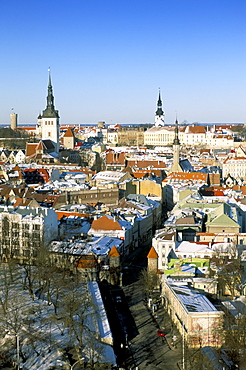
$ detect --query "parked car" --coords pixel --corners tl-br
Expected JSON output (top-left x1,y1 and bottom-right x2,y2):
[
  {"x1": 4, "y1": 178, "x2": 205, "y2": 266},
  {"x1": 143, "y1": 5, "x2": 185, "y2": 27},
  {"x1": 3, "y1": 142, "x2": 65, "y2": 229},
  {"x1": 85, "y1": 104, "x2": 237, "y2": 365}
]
[{"x1": 157, "y1": 330, "x2": 165, "y2": 337}]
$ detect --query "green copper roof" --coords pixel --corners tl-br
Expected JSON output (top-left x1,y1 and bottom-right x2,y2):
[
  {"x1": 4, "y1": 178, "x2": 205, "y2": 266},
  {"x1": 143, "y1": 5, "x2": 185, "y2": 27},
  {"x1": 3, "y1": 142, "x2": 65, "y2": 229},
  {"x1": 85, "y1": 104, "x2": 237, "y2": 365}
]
[
  {"x1": 41, "y1": 71, "x2": 59, "y2": 118},
  {"x1": 156, "y1": 108, "x2": 164, "y2": 116},
  {"x1": 156, "y1": 89, "x2": 164, "y2": 116},
  {"x1": 207, "y1": 213, "x2": 239, "y2": 227}
]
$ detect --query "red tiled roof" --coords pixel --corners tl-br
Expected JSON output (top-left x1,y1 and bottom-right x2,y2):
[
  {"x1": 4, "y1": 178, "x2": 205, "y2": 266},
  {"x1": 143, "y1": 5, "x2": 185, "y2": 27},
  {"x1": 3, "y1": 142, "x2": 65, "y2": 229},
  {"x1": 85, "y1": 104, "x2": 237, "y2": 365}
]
[
  {"x1": 91, "y1": 215, "x2": 122, "y2": 231},
  {"x1": 63, "y1": 128, "x2": 74, "y2": 137},
  {"x1": 56, "y1": 211, "x2": 87, "y2": 221},
  {"x1": 26, "y1": 143, "x2": 38, "y2": 157},
  {"x1": 187, "y1": 126, "x2": 206, "y2": 134},
  {"x1": 163, "y1": 172, "x2": 207, "y2": 182},
  {"x1": 127, "y1": 160, "x2": 166, "y2": 169},
  {"x1": 147, "y1": 246, "x2": 158, "y2": 259},
  {"x1": 109, "y1": 246, "x2": 120, "y2": 257},
  {"x1": 106, "y1": 152, "x2": 125, "y2": 165}
]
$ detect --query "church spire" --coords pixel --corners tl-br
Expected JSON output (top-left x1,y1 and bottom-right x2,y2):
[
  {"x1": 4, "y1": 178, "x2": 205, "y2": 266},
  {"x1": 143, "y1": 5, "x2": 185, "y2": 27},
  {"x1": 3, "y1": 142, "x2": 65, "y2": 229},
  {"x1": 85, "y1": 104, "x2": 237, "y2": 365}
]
[
  {"x1": 155, "y1": 88, "x2": 165, "y2": 126},
  {"x1": 170, "y1": 114, "x2": 182, "y2": 173},
  {"x1": 155, "y1": 88, "x2": 164, "y2": 117},
  {"x1": 42, "y1": 68, "x2": 59, "y2": 118},
  {"x1": 173, "y1": 115, "x2": 180, "y2": 145}
]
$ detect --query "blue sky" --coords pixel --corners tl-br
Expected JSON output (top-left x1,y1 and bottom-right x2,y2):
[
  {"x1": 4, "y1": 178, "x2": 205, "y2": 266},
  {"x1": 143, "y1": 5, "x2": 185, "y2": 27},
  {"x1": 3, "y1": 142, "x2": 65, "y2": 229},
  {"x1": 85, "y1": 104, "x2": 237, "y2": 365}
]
[{"x1": 0, "y1": 0, "x2": 245, "y2": 125}]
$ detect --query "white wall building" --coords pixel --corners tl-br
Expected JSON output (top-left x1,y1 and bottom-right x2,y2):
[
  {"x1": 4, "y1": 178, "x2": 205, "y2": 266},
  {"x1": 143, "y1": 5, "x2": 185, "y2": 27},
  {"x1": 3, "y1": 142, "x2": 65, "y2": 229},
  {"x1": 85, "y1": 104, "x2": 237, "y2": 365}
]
[{"x1": 0, "y1": 205, "x2": 58, "y2": 261}]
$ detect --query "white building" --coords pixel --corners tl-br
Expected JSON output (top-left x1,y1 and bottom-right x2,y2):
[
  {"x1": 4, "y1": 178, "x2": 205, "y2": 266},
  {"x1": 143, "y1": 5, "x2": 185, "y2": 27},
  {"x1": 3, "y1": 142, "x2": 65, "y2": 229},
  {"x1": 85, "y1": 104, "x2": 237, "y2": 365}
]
[{"x1": 0, "y1": 205, "x2": 58, "y2": 262}]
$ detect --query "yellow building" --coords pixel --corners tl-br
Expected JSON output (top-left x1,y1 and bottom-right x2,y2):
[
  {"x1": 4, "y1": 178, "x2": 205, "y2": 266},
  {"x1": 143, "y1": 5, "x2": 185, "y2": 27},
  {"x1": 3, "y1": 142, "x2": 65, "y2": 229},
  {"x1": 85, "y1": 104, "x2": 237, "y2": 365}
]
[{"x1": 162, "y1": 279, "x2": 224, "y2": 348}]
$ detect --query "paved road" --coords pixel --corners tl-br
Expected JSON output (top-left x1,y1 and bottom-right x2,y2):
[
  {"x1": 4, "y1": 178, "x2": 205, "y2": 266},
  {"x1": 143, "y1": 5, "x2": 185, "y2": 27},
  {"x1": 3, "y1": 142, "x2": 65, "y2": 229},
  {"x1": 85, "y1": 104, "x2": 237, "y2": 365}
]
[{"x1": 123, "y1": 279, "x2": 183, "y2": 370}]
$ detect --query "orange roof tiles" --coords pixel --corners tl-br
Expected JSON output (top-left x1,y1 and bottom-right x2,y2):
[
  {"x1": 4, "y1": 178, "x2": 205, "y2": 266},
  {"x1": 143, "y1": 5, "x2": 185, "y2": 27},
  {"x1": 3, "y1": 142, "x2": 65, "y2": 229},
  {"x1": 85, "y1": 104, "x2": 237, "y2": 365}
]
[
  {"x1": 187, "y1": 126, "x2": 206, "y2": 134},
  {"x1": 147, "y1": 246, "x2": 158, "y2": 259},
  {"x1": 163, "y1": 172, "x2": 207, "y2": 182},
  {"x1": 109, "y1": 246, "x2": 120, "y2": 257},
  {"x1": 91, "y1": 215, "x2": 122, "y2": 231},
  {"x1": 63, "y1": 128, "x2": 74, "y2": 137},
  {"x1": 26, "y1": 143, "x2": 38, "y2": 157},
  {"x1": 56, "y1": 211, "x2": 88, "y2": 220}
]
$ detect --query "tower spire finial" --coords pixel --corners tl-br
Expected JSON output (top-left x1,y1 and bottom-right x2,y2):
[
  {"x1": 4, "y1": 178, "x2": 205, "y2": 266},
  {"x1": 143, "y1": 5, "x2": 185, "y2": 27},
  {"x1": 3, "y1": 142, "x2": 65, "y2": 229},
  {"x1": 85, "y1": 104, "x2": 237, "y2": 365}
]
[{"x1": 48, "y1": 67, "x2": 52, "y2": 87}]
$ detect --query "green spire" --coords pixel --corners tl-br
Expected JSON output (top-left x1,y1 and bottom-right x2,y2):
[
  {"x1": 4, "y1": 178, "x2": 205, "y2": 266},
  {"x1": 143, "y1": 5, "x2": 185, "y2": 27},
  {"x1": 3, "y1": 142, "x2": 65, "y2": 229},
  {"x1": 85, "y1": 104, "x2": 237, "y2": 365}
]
[
  {"x1": 41, "y1": 68, "x2": 59, "y2": 118},
  {"x1": 155, "y1": 88, "x2": 164, "y2": 116}
]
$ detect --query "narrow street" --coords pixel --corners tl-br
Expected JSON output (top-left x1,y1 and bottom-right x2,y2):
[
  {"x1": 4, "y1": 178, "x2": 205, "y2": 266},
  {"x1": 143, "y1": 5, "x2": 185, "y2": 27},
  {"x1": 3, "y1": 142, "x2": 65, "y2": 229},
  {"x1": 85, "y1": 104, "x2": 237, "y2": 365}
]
[
  {"x1": 121, "y1": 245, "x2": 183, "y2": 370},
  {"x1": 123, "y1": 279, "x2": 183, "y2": 370}
]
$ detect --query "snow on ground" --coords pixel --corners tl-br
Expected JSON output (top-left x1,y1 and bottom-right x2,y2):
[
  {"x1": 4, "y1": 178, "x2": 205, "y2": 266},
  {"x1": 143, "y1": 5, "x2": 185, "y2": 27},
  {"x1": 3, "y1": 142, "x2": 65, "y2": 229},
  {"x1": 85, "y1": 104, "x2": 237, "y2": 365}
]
[{"x1": 0, "y1": 264, "x2": 116, "y2": 369}]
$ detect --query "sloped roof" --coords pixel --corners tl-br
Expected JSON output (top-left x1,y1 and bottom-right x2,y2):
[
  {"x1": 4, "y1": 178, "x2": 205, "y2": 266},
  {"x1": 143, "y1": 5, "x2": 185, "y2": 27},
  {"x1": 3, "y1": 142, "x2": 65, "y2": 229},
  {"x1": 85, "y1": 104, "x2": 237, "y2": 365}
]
[
  {"x1": 91, "y1": 215, "x2": 122, "y2": 231},
  {"x1": 147, "y1": 246, "x2": 158, "y2": 259},
  {"x1": 63, "y1": 128, "x2": 74, "y2": 138},
  {"x1": 176, "y1": 216, "x2": 196, "y2": 225},
  {"x1": 224, "y1": 156, "x2": 246, "y2": 164},
  {"x1": 163, "y1": 172, "x2": 207, "y2": 183},
  {"x1": 186, "y1": 126, "x2": 206, "y2": 134},
  {"x1": 26, "y1": 143, "x2": 38, "y2": 157},
  {"x1": 208, "y1": 214, "x2": 239, "y2": 228},
  {"x1": 108, "y1": 246, "x2": 120, "y2": 257},
  {"x1": 56, "y1": 210, "x2": 87, "y2": 221},
  {"x1": 36, "y1": 141, "x2": 47, "y2": 151}
]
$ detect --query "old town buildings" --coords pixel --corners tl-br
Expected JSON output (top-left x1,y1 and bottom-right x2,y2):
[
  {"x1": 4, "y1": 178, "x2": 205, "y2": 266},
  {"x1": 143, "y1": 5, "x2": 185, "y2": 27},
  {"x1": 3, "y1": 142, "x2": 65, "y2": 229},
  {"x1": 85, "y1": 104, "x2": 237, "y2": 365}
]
[{"x1": 1, "y1": 77, "x2": 246, "y2": 365}]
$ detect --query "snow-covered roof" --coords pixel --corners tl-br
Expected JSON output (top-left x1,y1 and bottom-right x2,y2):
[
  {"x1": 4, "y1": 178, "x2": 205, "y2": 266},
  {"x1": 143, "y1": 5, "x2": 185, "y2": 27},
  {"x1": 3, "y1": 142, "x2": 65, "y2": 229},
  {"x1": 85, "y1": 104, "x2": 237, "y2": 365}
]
[
  {"x1": 176, "y1": 241, "x2": 212, "y2": 253},
  {"x1": 168, "y1": 282, "x2": 218, "y2": 313},
  {"x1": 50, "y1": 236, "x2": 123, "y2": 257}
]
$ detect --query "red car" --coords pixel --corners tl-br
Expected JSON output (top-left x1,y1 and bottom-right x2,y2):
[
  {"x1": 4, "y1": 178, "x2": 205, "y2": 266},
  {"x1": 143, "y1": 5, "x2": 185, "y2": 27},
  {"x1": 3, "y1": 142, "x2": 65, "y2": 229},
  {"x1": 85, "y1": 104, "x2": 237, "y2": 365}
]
[{"x1": 157, "y1": 330, "x2": 165, "y2": 337}]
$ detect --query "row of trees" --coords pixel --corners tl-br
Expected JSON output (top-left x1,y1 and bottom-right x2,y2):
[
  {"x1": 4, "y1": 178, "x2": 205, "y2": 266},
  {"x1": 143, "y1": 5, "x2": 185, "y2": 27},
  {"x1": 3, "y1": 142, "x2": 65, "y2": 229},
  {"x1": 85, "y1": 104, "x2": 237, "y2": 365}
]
[{"x1": 0, "y1": 255, "x2": 111, "y2": 369}]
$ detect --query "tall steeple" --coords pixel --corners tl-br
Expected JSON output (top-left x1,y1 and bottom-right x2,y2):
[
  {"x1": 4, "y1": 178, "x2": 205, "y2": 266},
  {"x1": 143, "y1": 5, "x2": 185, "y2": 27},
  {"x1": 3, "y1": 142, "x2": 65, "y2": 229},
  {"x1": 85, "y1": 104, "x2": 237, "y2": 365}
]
[
  {"x1": 155, "y1": 88, "x2": 165, "y2": 126},
  {"x1": 173, "y1": 116, "x2": 180, "y2": 145},
  {"x1": 170, "y1": 115, "x2": 182, "y2": 173},
  {"x1": 42, "y1": 69, "x2": 59, "y2": 119},
  {"x1": 36, "y1": 68, "x2": 60, "y2": 154}
]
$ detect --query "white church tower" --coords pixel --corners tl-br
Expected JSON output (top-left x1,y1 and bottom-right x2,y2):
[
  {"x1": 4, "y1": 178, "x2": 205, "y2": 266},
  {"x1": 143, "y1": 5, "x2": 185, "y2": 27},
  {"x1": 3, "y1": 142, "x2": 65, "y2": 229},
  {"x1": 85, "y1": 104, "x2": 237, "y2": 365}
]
[
  {"x1": 154, "y1": 89, "x2": 165, "y2": 127},
  {"x1": 36, "y1": 69, "x2": 60, "y2": 153}
]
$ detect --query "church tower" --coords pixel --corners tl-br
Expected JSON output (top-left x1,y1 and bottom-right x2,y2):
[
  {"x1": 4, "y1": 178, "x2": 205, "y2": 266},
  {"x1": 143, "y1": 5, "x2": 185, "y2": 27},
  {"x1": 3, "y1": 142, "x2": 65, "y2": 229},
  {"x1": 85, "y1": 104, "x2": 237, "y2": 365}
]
[
  {"x1": 154, "y1": 89, "x2": 165, "y2": 126},
  {"x1": 170, "y1": 117, "x2": 182, "y2": 173},
  {"x1": 36, "y1": 69, "x2": 60, "y2": 153}
]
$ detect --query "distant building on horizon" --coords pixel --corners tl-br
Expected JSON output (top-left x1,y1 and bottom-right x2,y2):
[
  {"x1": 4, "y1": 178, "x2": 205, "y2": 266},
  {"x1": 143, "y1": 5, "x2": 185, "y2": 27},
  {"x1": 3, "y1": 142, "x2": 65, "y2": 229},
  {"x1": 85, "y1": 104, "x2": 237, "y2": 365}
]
[{"x1": 10, "y1": 112, "x2": 18, "y2": 130}]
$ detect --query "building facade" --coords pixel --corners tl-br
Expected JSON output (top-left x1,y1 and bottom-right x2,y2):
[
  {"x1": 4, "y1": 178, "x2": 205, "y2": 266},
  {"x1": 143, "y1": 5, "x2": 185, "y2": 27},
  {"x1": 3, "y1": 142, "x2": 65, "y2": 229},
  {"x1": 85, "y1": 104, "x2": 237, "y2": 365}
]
[{"x1": 0, "y1": 205, "x2": 58, "y2": 262}]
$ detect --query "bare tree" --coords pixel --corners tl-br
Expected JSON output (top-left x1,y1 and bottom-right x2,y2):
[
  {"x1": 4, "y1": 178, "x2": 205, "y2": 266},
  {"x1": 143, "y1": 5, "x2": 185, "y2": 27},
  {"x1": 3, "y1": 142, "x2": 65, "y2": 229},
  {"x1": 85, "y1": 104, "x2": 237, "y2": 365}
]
[
  {"x1": 217, "y1": 259, "x2": 243, "y2": 299},
  {"x1": 138, "y1": 268, "x2": 160, "y2": 298}
]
